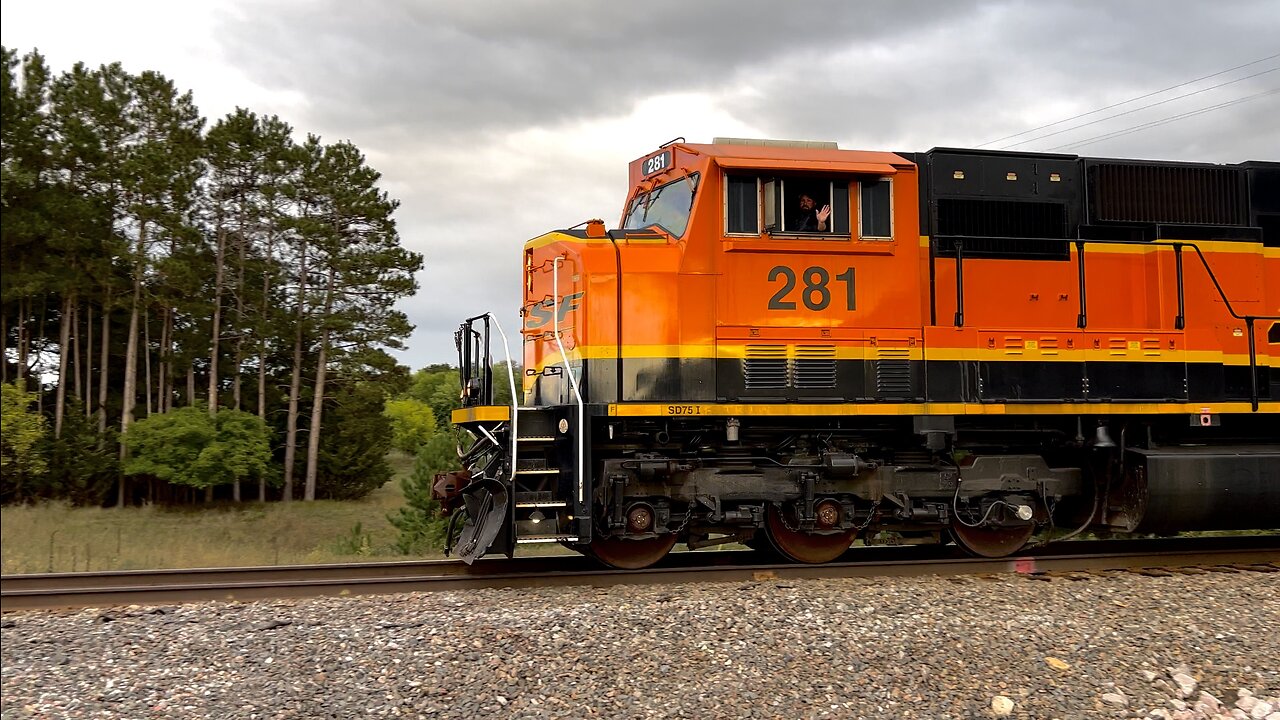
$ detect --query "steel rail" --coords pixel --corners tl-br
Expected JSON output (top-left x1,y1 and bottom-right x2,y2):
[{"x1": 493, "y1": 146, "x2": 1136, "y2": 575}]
[{"x1": 3, "y1": 536, "x2": 1276, "y2": 612}]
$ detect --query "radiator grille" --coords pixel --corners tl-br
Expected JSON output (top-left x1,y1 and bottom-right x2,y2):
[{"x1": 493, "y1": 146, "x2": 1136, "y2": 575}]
[
  {"x1": 875, "y1": 348, "x2": 912, "y2": 396},
  {"x1": 743, "y1": 345, "x2": 788, "y2": 389},
  {"x1": 793, "y1": 345, "x2": 837, "y2": 389},
  {"x1": 1089, "y1": 163, "x2": 1243, "y2": 225}
]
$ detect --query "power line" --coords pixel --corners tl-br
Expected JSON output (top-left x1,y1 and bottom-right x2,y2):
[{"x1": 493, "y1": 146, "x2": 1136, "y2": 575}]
[
  {"x1": 999, "y1": 66, "x2": 1278, "y2": 150},
  {"x1": 1045, "y1": 88, "x2": 1280, "y2": 152},
  {"x1": 976, "y1": 52, "x2": 1280, "y2": 148}
]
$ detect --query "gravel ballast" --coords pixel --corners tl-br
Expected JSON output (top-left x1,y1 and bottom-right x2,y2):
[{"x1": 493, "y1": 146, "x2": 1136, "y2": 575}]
[{"x1": 2, "y1": 569, "x2": 1277, "y2": 719}]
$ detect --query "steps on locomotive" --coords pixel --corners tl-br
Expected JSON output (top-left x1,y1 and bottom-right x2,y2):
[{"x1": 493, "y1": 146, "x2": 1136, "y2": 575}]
[{"x1": 509, "y1": 421, "x2": 575, "y2": 543}]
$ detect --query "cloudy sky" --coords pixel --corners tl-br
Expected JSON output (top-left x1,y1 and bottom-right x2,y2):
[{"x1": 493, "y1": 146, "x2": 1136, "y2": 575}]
[{"x1": 4, "y1": 0, "x2": 1278, "y2": 368}]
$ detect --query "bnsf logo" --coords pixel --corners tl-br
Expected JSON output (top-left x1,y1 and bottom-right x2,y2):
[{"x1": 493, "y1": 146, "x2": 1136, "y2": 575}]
[{"x1": 524, "y1": 292, "x2": 584, "y2": 330}]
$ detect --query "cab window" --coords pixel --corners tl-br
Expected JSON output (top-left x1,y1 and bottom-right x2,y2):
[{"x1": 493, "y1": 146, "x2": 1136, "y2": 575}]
[
  {"x1": 725, "y1": 174, "x2": 852, "y2": 236},
  {"x1": 624, "y1": 173, "x2": 699, "y2": 238},
  {"x1": 860, "y1": 178, "x2": 892, "y2": 239}
]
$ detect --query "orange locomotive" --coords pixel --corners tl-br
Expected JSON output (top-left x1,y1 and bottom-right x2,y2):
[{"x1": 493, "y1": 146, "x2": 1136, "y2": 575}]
[{"x1": 439, "y1": 138, "x2": 1280, "y2": 569}]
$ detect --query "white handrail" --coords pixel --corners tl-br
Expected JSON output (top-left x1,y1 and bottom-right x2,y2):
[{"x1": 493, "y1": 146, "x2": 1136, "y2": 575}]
[
  {"x1": 552, "y1": 256, "x2": 586, "y2": 505},
  {"x1": 484, "y1": 313, "x2": 519, "y2": 483}
]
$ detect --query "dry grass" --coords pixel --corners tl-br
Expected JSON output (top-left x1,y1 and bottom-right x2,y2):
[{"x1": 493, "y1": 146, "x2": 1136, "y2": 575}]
[
  {"x1": 1, "y1": 452, "x2": 423, "y2": 573},
  {"x1": 0, "y1": 452, "x2": 610, "y2": 573}
]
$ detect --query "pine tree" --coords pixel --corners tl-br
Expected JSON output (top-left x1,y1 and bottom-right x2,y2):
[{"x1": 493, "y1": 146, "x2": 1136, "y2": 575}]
[
  {"x1": 114, "y1": 69, "x2": 204, "y2": 504},
  {"x1": 387, "y1": 433, "x2": 457, "y2": 554}
]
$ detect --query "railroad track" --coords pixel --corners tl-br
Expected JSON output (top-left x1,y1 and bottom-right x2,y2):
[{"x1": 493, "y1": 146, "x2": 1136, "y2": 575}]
[{"x1": 2, "y1": 535, "x2": 1276, "y2": 612}]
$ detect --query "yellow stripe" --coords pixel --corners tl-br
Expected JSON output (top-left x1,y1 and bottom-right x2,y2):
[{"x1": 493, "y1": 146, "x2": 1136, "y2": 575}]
[
  {"x1": 451, "y1": 406, "x2": 511, "y2": 424},
  {"x1": 608, "y1": 401, "x2": 1280, "y2": 418},
  {"x1": 924, "y1": 348, "x2": 1270, "y2": 366},
  {"x1": 533, "y1": 345, "x2": 1272, "y2": 369},
  {"x1": 917, "y1": 236, "x2": 1267, "y2": 255},
  {"x1": 454, "y1": 400, "x2": 1279, "y2": 423},
  {"x1": 523, "y1": 231, "x2": 669, "y2": 251},
  {"x1": 1079, "y1": 240, "x2": 1265, "y2": 255}
]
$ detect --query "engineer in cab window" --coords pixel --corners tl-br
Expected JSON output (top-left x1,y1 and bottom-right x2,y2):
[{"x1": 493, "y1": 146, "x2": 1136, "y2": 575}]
[{"x1": 789, "y1": 192, "x2": 831, "y2": 232}]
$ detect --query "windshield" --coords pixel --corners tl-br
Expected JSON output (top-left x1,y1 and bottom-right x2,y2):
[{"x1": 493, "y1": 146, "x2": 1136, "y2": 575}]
[{"x1": 623, "y1": 173, "x2": 699, "y2": 238}]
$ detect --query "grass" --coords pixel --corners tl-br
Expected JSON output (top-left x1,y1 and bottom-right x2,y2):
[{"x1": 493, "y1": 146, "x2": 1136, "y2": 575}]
[{"x1": 1, "y1": 452, "x2": 423, "y2": 574}]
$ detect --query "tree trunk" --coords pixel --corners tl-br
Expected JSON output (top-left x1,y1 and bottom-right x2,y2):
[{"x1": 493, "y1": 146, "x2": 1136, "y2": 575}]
[
  {"x1": 55, "y1": 295, "x2": 73, "y2": 438},
  {"x1": 282, "y1": 242, "x2": 308, "y2": 503},
  {"x1": 1, "y1": 309, "x2": 7, "y2": 384},
  {"x1": 233, "y1": 230, "x2": 247, "y2": 412},
  {"x1": 304, "y1": 266, "x2": 336, "y2": 501},
  {"x1": 121, "y1": 222, "x2": 147, "y2": 463},
  {"x1": 257, "y1": 232, "x2": 275, "y2": 503},
  {"x1": 71, "y1": 302, "x2": 82, "y2": 402},
  {"x1": 187, "y1": 364, "x2": 195, "y2": 406},
  {"x1": 84, "y1": 304, "x2": 93, "y2": 418},
  {"x1": 97, "y1": 291, "x2": 111, "y2": 441},
  {"x1": 283, "y1": 321, "x2": 304, "y2": 502},
  {"x1": 164, "y1": 308, "x2": 175, "y2": 411},
  {"x1": 16, "y1": 296, "x2": 27, "y2": 384},
  {"x1": 143, "y1": 308, "x2": 153, "y2": 417},
  {"x1": 119, "y1": 280, "x2": 143, "y2": 507},
  {"x1": 158, "y1": 307, "x2": 168, "y2": 413},
  {"x1": 208, "y1": 225, "x2": 226, "y2": 416},
  {"x1": 36, "y1": 296, "x2": 47, "y2": 414},
  {"x1": 257, "y1": 326, "x2": 268, "y2": 501}
]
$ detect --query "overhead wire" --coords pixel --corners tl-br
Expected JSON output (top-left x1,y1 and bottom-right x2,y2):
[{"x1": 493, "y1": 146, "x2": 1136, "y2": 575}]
[
  {"x1": 1044, "y1": 88, "x2": 1280, "y2": 152},
  {"x1": 999, "y1": 66, "x2": 1279, "y2": 150},
  {"x1": 976, "y1": 52, "x2": 1280, "y2": 148}
]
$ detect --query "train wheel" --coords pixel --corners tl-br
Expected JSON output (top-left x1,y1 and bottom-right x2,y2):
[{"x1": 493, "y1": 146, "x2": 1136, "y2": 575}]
[
  {"x1": 950, "y1": 522, "x2": 1034, "y2": 558},
  {"x1": 589, "y1": 534, "x2": 677, "y2": 570},
  {"x1": 765, "y1": 502, "x2": 857, "y2": 564}
]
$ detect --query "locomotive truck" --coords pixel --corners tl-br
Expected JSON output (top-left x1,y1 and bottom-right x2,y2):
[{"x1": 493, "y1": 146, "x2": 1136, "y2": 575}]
[{"x1": 434, "y1": 137, "x2": 1280, "y2": 569}]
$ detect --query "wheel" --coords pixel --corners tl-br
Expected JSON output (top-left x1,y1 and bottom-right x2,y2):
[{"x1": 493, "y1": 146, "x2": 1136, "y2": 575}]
[
  {"x1": 949, "y1": 522, "x2": 1035, "y2": 558},
  {"x1": 588, "y1": 534, "x2": 678, "y2": 569},
  {"x1": 764, "y1": 501, "x2": 857, "y2": 564}
]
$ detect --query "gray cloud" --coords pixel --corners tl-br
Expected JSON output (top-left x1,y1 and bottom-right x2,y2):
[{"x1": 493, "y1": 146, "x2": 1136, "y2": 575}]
[
  {"x1": 215, "y1": 1, "x2": 982, "y2": 141},
  {"x1": 208, "y1": 0, "x2": 1279, "y2": 367}
]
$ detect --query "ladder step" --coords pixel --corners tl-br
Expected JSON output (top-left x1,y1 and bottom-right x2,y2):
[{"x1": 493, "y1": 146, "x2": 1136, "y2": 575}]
[
  {"x1": 516, "y1": 535, "x2": 579, "y2": 544},
  {"x1": 517, "y1": 436, "x2": 557, "y2": 442},
  {"x1": 516, "y1": 501, "x2": 569, "y2": 508},
  {"x1": 515, "y1": 468, "x2": 560, "y2": 475}
]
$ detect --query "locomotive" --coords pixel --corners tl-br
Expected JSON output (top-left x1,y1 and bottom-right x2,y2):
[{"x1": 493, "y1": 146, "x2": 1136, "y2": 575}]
[{"x1": 434, "y1": 137, "x2": 1280, "y2": 569}]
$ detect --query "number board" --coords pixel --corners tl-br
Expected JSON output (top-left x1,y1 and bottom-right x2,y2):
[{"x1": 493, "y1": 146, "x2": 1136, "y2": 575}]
[{"x1": 641, "y1": 150, "x2": 671, "y2": 177}]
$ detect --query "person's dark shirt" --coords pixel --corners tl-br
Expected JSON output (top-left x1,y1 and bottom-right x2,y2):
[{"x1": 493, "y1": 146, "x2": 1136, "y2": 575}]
[{"x1": 788, "y1": 208, "x2": 820, "y2": 232}]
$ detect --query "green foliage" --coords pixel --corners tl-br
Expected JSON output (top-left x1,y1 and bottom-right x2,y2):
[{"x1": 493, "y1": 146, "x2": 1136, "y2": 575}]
[
  {"x1": 491, "y1": 361, "x2": 522, "y2": 407},
  {"x1": 383, "y1": 397, "x2": 437, "y2": 453},
  {"x1": 122, "y1": 407, "x2": 271, "y2": 489},
  {"x1": 314, "y1": 382, "x2": 394, "y2": 500},
  {"x1": 2, "y1": 46, "x2": 423, "y2": 508},
  {"x1": 0, "y1": 383, "x2": 49, "y2": 501},
  {"x1": 388, "y1": 432, "x2": 457, "y2": 554},
  {"x1": 407, "y1": 366, "x2": 462, "y2": 428},
  {"x1": 41, "y1": 400, "x2": 117, "y2": 506},
  {"x1": 332, "y1": 521, "x2": 373, "y2": 556}
]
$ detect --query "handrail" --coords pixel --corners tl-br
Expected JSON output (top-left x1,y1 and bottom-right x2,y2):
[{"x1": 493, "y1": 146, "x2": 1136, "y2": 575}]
[
  {"x1": 935, "y1": 237, "x2": 1278, "y2": 411},
  {"x1": 552, "y1": 256, "x2": 586, "y2": 506},
  {"x1": 483, "y1": 313, "x2": 520, "y2": 486}
]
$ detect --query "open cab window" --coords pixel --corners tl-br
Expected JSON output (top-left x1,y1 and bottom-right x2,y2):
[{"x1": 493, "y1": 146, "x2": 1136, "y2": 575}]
[
  {"x1": 726, "y1": 174, "x2": 892, "y2": 241},
  {"x1": 623, "y1": 173, "x2": 700, "y2": 238}
]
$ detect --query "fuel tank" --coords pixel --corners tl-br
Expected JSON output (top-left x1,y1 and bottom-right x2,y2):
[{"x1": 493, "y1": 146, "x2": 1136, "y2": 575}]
[{"x1": 1128, "y1": 445, "x2": 1280, "y2": 533}]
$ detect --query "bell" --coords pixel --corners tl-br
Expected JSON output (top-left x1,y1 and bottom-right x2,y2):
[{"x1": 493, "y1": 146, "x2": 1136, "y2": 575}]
[{"x1": 1094, "y1": 424, "x2": 1116, "y2": 448}]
